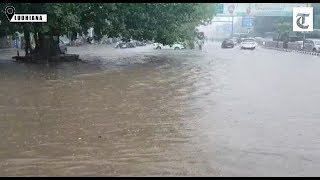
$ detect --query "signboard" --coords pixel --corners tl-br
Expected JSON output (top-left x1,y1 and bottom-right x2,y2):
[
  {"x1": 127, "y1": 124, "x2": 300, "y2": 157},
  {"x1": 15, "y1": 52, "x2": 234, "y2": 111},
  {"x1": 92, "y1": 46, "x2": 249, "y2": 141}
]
[
  {"x1": 216, "y1": 3, "x2": 224, "y2": 14},
  {"x1": 222, "y1": 24, "x2": 232, "y2": 32},
  {"x1": 228, "y1": 4, "x2": 235, "y2": 14},
  {"x1": 216, "y1": 3, "x2": 308, "y2": 17},
  {"x1": 242, "y1": 17, "x2": 254, "y2": 27}
]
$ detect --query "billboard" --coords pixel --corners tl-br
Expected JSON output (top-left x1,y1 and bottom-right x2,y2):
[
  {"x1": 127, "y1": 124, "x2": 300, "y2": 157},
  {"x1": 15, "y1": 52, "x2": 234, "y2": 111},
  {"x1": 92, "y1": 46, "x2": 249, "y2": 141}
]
[
  {"x1": 216, "y1": 3, "x2": 308, "y2": 17},
  {"x1": 242, "y1": 17, "x2": 254, "y2": 27}
]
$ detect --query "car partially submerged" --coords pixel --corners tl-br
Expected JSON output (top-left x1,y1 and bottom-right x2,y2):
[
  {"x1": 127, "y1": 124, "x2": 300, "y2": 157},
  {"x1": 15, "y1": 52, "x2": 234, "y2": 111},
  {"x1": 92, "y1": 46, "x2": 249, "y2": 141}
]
[
  {"x1": 304, "y1": 39, "x2": 320, "y2": 52},
  {"x1": 153, "y1": 42, "x2": 185, "y2": 50},
  {"x1": 115, "y1": 42, "x2": 136, "y2": 49},
  {"x1": 135, "y1": 41, "x2": 147, "y2": 46},
  {"x1": 240, "y1": 38, "x2": 257, "y2": 50},
  {"x1": 221, "y1": 39, "x2": 235, "y2": 48}
]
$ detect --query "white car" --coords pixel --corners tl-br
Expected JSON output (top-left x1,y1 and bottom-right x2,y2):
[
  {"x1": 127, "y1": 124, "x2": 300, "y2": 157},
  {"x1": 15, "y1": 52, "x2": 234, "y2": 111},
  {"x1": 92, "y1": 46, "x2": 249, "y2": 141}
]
[
  {"x1": 240, "y1": 38, "x2": 257, "y2": 50},
  {"x1": 153, "y1": 42, "x2": 185, "y2": 50},
  {"x1": 304, "y1": 39, "x2": 320, "y2": 52}
]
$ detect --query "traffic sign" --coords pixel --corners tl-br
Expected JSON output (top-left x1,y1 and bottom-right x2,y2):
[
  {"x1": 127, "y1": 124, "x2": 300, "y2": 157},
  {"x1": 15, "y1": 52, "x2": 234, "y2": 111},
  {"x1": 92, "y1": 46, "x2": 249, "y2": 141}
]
[
  {"x1": 218, "y1": 3, "x2": 308, "y2": 17},
  {"x1": 242, "y1": 17, "x2": 254, "y2": 27},
  {"x1": 223, "y1": 24, "x2": 232, "y2": 32},
  {"x1": 216, "y1": 3, "x2": 224, "y2": 14},
  {"x1": 228, "y1": 4, "x2": 235, "y2": 14}
]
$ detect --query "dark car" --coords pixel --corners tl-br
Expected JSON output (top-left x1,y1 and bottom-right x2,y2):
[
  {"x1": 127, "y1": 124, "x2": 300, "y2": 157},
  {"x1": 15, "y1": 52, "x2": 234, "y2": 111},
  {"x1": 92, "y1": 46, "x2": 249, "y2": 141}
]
[
  {"x1": 115, "y1": 42, "x2": 136, "y2": 49},
  {"x1": 115, "y1": 42, "x2": 127, "y2": 48},
  {"x1": 135, "y1": 41, "x2": 147, "y2": 46},
  {"x1": 221, "y1": 39, "x2": 235, "y2": 48},
  {"x1": 126, "y1": 42, "x2": 136, "y2": 48}
]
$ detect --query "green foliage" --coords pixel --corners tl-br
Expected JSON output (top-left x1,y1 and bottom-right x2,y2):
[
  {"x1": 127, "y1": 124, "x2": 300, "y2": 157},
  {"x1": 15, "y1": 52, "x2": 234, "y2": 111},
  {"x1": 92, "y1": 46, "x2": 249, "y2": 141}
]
[
  {"x1": 313, "y1": 3, "x2": 320, "y2": 29},
  {"x1": 0, "y1": 3, "x2": 215, "y2": 45},
  {"x1": 254, "y1": 16, "x2": 291, "y2": 36}
]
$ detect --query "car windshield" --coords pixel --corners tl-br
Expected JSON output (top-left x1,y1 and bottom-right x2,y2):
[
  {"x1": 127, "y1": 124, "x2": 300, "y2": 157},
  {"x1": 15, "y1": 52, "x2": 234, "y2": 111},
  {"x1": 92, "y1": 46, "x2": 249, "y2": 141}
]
[
  {"x1": 315, "y1": 41, "x2": 320, "y2": 45},
  {"x1": 243, "y1": 39, "x2": 255, "y2": 42}
]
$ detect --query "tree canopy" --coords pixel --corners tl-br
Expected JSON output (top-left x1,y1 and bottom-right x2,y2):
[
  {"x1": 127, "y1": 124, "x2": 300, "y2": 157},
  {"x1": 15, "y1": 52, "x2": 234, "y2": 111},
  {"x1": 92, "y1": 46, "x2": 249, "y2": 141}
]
[{"x1": 0, "y1": 3, "x2": 215, "y2": 47}]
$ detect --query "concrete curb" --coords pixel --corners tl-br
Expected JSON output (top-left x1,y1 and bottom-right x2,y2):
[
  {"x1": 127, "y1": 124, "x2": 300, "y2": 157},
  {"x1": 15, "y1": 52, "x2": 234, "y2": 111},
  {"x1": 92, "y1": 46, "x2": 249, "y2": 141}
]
[{"x1": 263, "y1": 46, "x2": 320, "y2": 56}]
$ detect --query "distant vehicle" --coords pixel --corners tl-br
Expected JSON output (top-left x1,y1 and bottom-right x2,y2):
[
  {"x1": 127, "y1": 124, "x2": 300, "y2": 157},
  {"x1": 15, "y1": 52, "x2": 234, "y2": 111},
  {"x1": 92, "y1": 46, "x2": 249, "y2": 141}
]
[
  {"x1": 100, "y1": 37, "x2": 112, "y2": 44},
  {"x1": 254, "y1": 37, "x2": 266, "y2": 46},
  {"x1": 115, "y1": 42, "x2": 136, "y2": 49},
  {"x1": 115, "y1": 42, "x2": 126, "y2": 48},
  {"x1": 87, "y1": 37, "x2": 94, "y2": 44},
  {"x1": 153, "y1": 42, "x2": 185, "y2": 50},
  {"x1": 230, "y1": 37, "x2": 238, "y2": 45},
  {"x1": 135, "y1": 41, "x2": 147, "y2": 46},
  {"x1": 126, "y1": 42, "x2": 136, "y2": 48},
  {"x1": 59, "y1": 40, "x2": 67, "y2": 54},
  {"x1": 240, "y1": 38, "x2": 257, "y2": 50},
  {"x1": 59, "y1": 36, "x2": 71, "y2": 46},
  {"x1": 304, "y1": 39, "x2": 320, "y2": 52},
  {"x1": 296, "y1": 41, "x2": 304, "y2": 50},
  {"x1": 233, "y1": 33, "x2": 248, "y2": 43},
  {"x1": 221, "y1": 39, "x2": 235, "y2": 48}
]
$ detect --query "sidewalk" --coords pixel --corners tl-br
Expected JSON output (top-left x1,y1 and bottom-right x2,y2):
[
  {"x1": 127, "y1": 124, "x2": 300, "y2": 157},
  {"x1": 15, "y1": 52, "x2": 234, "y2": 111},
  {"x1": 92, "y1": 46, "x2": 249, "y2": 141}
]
[{"x1": 0, "y1": 48, "x2": 25, "y2": 61}]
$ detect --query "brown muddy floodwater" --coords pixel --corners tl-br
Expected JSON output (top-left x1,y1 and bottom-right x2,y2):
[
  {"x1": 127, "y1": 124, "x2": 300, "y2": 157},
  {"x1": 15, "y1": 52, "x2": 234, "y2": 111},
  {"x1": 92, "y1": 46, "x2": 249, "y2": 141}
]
[{"x1": 1, "y1": 43, "x2": 320, "y2": 176}]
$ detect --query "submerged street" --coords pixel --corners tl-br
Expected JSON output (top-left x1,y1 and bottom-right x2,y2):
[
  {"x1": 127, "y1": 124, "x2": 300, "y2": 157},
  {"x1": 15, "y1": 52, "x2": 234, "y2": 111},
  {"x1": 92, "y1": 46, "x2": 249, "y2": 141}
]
[{"x1": 1, "y1": 42, "x2": 320, "y2": 176}]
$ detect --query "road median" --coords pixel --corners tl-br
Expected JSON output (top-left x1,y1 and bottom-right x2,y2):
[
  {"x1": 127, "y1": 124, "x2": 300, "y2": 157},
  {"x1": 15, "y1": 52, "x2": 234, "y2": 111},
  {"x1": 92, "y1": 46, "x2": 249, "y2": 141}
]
[{"x1": 262, "y1": 45, "x2": 320, "y2": 57}]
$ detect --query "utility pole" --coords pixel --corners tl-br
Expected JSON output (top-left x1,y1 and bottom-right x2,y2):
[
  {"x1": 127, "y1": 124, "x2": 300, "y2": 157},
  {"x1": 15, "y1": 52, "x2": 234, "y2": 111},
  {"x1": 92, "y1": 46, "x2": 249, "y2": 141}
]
[
  {"x1": 231, "y1": 15, "x2": 234, "y2": 37},
  {"x1": 303, "y1": 3, "x2": 312, "y2": 50}
]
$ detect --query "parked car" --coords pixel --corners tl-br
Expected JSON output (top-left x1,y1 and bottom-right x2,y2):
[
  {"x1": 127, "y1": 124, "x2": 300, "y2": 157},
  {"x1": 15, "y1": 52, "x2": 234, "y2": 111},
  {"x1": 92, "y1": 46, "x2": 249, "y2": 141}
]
[
  {"x1": 254, "y1": 37, "x2": 266, "y2": 46},
  {"x1": 153, "y1": 42, "x2": 185, "y2": 50},
  {"x1": 230, "y1": 37, "x2": 238, "y2": 45},
  {"x1": 59, "y1": 36, "x2": 71, "y2": 46},
  {"x1": 59, "y1": 40, "x2": 68, "y2": 54},
  {"x1": 304, "y1": 39, "x2": 320, "y2": 52},
  {"x1": 296, "y1": 41, "x2": 304, "y2": 50},
  {"x1": 135, "y1": 41, "x2": 147, "y2": 46},
  {"x1": 240, "y1": 38, "x2": 257, "y2": 50},
  {"x1": 115, "y1": 42, "x2": 136, "y2": 49},
  {"x1": 221, "y1": 39, "x2": 235, "y2": 48},
  {"x1": 115, "y1": 42, "x2": 125, "y2": 48},
  {"x1": 126, "y1": 42, "x2": 136, "y2": 48},
  {"x1": 233, "y1": 33, "x2": 248, "y2": 43}
]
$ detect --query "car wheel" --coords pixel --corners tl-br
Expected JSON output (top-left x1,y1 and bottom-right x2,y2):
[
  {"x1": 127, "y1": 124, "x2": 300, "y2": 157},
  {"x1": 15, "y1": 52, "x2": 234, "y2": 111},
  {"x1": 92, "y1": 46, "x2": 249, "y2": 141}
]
[
  {"x1": 313, "y1": 48, "x2": 317, "y2": 53},
  {"x1": 174, "y1": 47, "x2": 180, "y2": 50},
  {"x1": 64, "y1": 48, "x2": 67, "y2": 54},
  {"x1": 156, "y1": 46, "x2": 161, "y2": 50}
]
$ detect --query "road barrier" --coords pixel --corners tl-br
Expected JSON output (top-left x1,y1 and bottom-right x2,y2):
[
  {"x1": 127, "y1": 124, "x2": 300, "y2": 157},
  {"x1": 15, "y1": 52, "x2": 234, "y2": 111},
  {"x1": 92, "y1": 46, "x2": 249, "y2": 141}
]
[{"x1": 263, "y1": 41, "x2": 320, "y2": 57}]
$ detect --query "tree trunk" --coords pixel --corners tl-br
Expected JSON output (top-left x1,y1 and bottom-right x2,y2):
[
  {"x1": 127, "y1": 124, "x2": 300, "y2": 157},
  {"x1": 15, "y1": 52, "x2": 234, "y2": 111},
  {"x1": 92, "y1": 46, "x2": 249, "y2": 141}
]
[
  {"x1": 32, "y1": 32, "x2": 60, "y2": 61},
  {"x1": 23, "y1": 27, "x2": 31, "y2": 56},
  {"x1": 33, "y1": 32, "x2": 39, "y2": 54}
]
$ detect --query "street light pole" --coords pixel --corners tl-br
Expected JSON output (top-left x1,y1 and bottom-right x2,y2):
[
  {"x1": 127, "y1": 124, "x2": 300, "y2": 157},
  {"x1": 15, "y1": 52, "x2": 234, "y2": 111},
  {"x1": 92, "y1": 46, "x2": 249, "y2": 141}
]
[
  {"x1": 303, "y1": 3, "x2": 312, "y2": 50},
  {"x1": 231, "y1": 15, "x2": 234, "y2": 37}
]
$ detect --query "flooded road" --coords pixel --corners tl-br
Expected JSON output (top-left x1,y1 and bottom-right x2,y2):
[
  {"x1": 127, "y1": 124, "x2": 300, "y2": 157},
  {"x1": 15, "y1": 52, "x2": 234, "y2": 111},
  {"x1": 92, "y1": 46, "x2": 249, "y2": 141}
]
[{"x1": 1, "y1": 43, "x2": 320, "y2": 176}]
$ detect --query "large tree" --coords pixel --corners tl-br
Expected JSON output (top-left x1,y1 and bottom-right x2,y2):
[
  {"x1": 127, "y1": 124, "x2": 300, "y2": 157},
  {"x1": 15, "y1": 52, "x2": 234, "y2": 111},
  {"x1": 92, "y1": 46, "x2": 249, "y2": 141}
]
[{"x1": 0, "y1": 3, "x2": 215, "y2": 60}]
